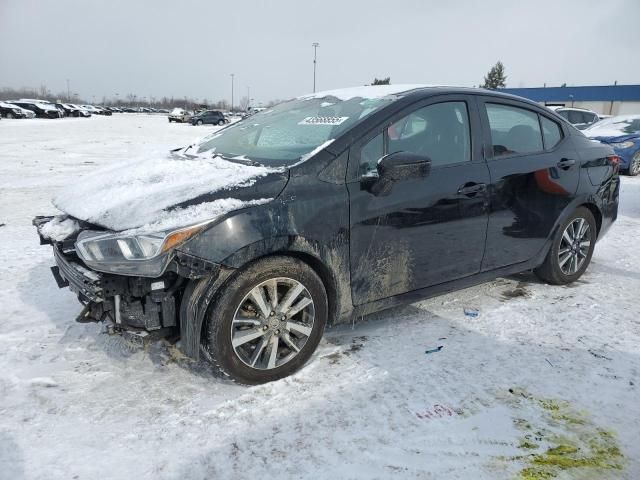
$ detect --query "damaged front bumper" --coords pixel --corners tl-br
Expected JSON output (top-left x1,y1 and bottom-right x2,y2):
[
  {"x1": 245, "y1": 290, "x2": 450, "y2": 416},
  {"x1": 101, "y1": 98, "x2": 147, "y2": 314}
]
[{"x1": 33, "y1": 216, "x2": 227, "y2": 349}]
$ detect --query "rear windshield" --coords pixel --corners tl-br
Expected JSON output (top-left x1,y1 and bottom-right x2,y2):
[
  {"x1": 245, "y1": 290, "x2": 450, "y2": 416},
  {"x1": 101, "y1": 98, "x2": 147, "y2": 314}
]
[{"x1": 195, "y1": 96, "x2": 394, "y2": 167}]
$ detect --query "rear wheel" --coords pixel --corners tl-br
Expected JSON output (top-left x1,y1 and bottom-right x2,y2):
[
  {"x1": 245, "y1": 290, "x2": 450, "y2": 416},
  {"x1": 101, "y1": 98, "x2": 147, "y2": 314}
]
[
  {"x1": 534, "y1": 207, "x2": 596, "y2": 285},
  {"x1": 204, "y1": 256, "x2": 327, "y2": 385},
  {"x1": 628, "y1": 151, "x2": 640, "y2": 176}
]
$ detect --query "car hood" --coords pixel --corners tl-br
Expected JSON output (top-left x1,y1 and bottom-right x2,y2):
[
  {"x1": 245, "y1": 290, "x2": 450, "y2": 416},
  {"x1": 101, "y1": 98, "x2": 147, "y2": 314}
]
[
  {"x1": 589, "y1": 134, "x2": 640, "y2": 144},
  {"x1": 53, "y1": 152, "x2": 288, "y2": 233}
]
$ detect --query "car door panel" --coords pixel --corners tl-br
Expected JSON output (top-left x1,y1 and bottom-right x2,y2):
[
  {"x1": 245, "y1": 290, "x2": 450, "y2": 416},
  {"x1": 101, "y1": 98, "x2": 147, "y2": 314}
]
[
  {"x1": 479, "y1": 98, "x2": 580, "y2": 270},
  {"x1": 347, "y1": 95, "x2": 490, "y2": 306}
]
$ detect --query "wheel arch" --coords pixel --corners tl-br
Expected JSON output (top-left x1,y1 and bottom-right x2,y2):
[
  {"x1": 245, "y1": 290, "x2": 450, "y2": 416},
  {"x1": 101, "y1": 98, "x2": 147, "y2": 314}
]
[{"x1": 179, "y1": 237, "x2": 352, "y2": 360}]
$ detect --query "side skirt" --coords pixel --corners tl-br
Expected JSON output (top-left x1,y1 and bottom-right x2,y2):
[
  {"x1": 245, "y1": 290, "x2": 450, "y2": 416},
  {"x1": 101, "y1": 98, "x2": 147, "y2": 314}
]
[{"x1": 352, "y1": 242, "x2": 550, "y2": 319}]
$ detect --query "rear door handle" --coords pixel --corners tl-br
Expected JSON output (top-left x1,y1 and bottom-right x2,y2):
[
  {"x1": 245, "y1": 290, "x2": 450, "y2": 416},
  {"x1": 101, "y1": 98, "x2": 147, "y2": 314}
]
[
  {"x1": 457, "y1": 183, "x2": 487, "y2": 197},
  {"x1": 557, "y1": 158, "x2": 576, "y2": 170}
]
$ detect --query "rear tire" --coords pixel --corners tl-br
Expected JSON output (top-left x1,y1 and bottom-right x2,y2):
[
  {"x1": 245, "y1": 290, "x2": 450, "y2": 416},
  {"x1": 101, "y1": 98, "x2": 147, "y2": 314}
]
[
  {"x1": 628, "y1": 151, "x2": 640, "y2": 176},
  {"x1": 204, "y1": 256, "x2": 327, "y2": 385},
  {"x1": 534, "y1": 207, "x2": 596, "y2": 285}
]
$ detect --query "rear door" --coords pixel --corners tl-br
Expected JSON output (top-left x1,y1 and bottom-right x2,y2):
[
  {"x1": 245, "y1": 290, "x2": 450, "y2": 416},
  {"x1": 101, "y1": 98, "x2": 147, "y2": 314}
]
[
  {"x1": 478, "y1": 98, "x2": 579, "y2": 270},
  {"x1": 347, "y1": 95, "x2": 490, "y2": 305}
]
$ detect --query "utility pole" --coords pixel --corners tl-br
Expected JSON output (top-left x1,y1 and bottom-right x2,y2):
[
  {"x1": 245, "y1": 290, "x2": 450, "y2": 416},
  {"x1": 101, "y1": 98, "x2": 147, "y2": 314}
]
[
  {"x1": 66, "y1": 79, "x2": 71, "y2": 102},
  {"x1": 312, "y1": 42, "x2": 319, "y2": 93},
  {"x1": 247, "y1": 86, "x2": 250, "y2": 109},
  {"x1": 230, "y1": 73, "x2": 235, "y2": 112}
]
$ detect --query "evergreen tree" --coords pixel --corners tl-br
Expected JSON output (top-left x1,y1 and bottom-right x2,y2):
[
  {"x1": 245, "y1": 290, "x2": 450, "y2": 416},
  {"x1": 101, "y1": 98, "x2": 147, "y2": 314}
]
[
  {"x1": 481, "y1": 62, "x2": 507, "y2": 89},
  {"x1": 372, "y1": 77, "x2": 391, "y2": 85}
]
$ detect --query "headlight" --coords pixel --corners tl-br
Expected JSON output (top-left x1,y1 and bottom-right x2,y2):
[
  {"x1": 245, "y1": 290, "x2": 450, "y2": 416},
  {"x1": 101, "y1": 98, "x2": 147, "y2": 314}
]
[
  {"x1": 611, "y1": 141, "x2": 635, "y2": 150},
  {"x1": 75, "y1": 223, "x2": 207, "y2": 276}
]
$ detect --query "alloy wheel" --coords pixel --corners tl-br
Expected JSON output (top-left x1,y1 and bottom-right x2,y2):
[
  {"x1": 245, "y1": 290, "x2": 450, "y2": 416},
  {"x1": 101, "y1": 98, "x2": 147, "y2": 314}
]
[
  {"x1": 630, "y1": 152, "x2": 640, "y2": 176},
  {"x1": 231, "y1": 277, "x2": 315, "y2": 370},
  {"x1": 558, "y1": 217, "x2": 591, "y2": 275}
]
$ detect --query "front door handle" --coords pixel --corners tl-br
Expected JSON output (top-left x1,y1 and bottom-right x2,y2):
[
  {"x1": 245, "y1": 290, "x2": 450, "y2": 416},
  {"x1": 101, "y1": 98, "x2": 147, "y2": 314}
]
[
  {"x1": 457, "y1": 183, "x2": 487, "y2": 197},
  {"x1": 557, "y1": 158, "x2": 576, "y2": 170}
]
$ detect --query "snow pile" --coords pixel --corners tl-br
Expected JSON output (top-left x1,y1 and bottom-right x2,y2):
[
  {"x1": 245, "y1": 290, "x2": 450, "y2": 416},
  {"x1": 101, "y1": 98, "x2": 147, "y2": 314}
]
[
  {"x1": 298, "y1": 84, "x2": 435, "y2": 101},
  {"x1": 123, "y1": 198, "x2": 272, "y2": 234},
  {"x1": 53, "y1": 154, "x2": 281, "y2": 231},
  {"x1": 39, "y1": 216, "x2": 80, "y2": 241}
]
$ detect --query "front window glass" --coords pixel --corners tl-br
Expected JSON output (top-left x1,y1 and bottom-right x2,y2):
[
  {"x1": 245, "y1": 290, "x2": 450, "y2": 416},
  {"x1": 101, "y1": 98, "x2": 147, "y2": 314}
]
[
  {"x1": 387, "y1": 101, "x2": 470, "y2": 167},
  {"x1": 486, "y1": 103, "x2": 543, "y2": 156},
  {"x1": 195, "y1": 96, "x2": 394, "y2": 167}
]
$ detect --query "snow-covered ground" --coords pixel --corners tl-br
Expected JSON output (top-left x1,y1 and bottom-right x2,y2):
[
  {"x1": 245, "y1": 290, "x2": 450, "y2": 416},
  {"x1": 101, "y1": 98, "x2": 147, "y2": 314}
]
[{"x1": 1, "y1": 115, "x2": 639, "y2": 480}]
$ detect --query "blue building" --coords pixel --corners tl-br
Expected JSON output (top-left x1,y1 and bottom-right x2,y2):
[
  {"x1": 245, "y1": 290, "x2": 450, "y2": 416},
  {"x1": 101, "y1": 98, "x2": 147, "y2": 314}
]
[{"x1": 499, "y1": 84, "x2": 640, "y2": 116}]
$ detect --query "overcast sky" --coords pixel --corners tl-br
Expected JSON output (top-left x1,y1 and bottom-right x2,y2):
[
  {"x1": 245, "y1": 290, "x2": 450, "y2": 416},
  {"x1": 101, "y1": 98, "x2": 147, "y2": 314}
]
[{"x1": 1, "y1": 0, "x2": 638, "y2": 104}]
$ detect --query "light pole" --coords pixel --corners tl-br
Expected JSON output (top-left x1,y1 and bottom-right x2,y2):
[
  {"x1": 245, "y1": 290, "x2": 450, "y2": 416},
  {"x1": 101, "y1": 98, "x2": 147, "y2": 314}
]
[
  {"x1": 66, "y1": 79, "x2": 71, "y2": 102},
  {"x1": 230, "y1": 73, "x2": 235, "y2": 112},
  {"x1": 312, "y1": 42, "x2": 319, "y2": 92}
]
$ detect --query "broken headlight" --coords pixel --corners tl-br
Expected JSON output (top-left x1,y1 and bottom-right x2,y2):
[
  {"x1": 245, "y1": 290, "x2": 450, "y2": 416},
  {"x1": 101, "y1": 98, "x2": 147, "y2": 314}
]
[{"x1": 75, "y1": 223, "x2": 206, "y2": 276}]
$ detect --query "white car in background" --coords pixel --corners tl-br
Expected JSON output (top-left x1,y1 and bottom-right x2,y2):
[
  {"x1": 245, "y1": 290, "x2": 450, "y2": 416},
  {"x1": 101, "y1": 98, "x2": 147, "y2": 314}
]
[{"x1": 546, "y1": 105, "x2": 601, "y2": 130}]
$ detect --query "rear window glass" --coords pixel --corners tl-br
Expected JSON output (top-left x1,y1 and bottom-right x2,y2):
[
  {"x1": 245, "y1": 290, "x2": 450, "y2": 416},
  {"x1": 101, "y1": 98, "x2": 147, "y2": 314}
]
[
  {"x1": 540, "y1": 116, "x2": 563, "y2": 149},
  {"x1": 486, "y1": 103, "x2": 543, "y2": 156}
]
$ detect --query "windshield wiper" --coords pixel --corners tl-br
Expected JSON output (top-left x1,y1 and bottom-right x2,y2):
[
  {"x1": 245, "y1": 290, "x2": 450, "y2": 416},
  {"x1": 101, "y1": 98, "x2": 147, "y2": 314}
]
[{"x1": 218, "y1": 154, "x2": 263, "y2": 167}]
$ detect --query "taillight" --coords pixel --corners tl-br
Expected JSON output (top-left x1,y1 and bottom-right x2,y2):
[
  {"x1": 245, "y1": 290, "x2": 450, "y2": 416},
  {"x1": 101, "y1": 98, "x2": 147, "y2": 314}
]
[{"x1": 607, "y1": 155, "x2": 622, "y2": 167}]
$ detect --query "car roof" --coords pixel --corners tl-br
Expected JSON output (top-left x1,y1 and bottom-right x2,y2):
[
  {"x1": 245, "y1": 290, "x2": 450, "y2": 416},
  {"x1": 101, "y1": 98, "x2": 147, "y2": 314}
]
[{"x1": 297, "y1": 84, "x2": 548, "y2": 110}]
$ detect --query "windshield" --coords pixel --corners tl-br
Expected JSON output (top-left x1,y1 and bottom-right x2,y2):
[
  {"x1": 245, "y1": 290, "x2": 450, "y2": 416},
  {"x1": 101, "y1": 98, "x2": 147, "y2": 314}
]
[{"x1": 195, "y1": 95, "x2": 395, "y2": 166}]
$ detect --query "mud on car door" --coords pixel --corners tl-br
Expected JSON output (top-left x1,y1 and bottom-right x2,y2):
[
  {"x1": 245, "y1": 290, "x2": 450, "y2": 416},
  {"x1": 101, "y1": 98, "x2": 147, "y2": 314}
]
[{"x1": 347, "y1": 95, "x2": 490, "y2": 305}]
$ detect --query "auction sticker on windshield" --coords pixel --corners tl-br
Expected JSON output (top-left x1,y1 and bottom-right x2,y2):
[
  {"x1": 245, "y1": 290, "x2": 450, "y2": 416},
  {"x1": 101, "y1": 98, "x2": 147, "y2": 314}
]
[{"x1": 299, "y1": 116, "x2": 349, "y2": 125}]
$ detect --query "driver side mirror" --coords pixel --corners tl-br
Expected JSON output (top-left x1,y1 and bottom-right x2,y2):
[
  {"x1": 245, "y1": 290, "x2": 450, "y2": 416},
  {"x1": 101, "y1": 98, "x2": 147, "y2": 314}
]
[{"x1": 363, "y1": 151, "x2": 431, "y2": 196}]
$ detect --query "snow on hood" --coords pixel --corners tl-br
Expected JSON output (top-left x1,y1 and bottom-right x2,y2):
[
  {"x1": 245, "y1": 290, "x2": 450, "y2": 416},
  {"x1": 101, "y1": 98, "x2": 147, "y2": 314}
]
[
  {"x1": 585, "y1": 115, "x2": 640, "y2": 139},
  {"x1": 53, "y1": 154, "x2": 282, "y2": 232},
  {"x1": 298, "y1": 84, "x2": 435, "y2": 101}
]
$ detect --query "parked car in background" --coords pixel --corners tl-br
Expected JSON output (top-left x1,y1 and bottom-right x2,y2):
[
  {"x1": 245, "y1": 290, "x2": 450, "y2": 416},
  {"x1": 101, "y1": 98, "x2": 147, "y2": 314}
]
[
  {"x1": 547, "y1": 106, "x2": 600, "y2": 130},
  {"x1": 168, "y1": 107, "x2": 192, "y2": 123},
  {"x1": 0, "y1": 101, "x2": 30, "y2": 118},
  {"x1": 34, "y1": 85, "x2": 620, "y2": 384},
  {"x1": 54, "y1": 103, "x2": 82, "y2": 117},
  {"x1": 81, "y1": 105, "x2": 112, "y2": 116},
  {"x1": 191, "y1": 110, "x2": 227, "y2": 126},
  {"x1": 585, "y1": 114, "x2": 640, "y2": 176},
  {"x1": 12, "y1": 100, "x2": 62, "y2": 118},
  {"x1": 66, "y1": 104, "x2": 91, "y2": 117}
]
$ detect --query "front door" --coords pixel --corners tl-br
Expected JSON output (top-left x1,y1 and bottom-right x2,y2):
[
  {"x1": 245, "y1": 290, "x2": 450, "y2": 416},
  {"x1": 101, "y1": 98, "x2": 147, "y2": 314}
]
[
  {"x1": 347, "y1": 96, "x2": 490, "y2": 305},
  {"x1": 478, "y1": 99, "x2": 580, "y2": 270}
]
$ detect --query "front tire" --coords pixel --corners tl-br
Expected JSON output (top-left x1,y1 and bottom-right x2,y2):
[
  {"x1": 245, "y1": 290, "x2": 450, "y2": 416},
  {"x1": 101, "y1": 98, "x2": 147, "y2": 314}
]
[
  {"x1": 6, "y1": 113, "x2": 13, "y2": 119},
  {"x1": 204, "y1": 256, "x2": 327, "y2": 385},
  {"x1": 628, "y1": 151, "x2": 640, "y2": 176},
  {"x1": 534, "y1": 207, "x2": 596, "y2": 285},
  {"x1": 217, "y1": 119, "x2": 225, "y2": 126},
  {"x1": 197, "y1": 119, "x2": 203, "y2": 126}
]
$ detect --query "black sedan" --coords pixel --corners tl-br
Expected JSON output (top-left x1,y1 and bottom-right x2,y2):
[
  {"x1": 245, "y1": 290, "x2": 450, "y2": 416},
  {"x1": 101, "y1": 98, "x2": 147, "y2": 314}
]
[
  {"x1": 35, "y1": 85, "x2": 619, "y2": 385},
  {"x1": 11, "y1": 101, "x2": 61, "y2": 118},
  {"x1": 0, "y1": 101, "x2": 29, "y2": 118}
]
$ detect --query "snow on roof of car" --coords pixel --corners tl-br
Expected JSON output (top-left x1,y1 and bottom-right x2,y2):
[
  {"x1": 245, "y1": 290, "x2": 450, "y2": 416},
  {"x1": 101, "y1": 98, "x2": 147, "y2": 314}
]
[
  {"x1": 298, "y1": 84, "x2": 438, "y2": 101},
  {"x1": 584, "y1": 114, "x2": 640, "y2": 138}
]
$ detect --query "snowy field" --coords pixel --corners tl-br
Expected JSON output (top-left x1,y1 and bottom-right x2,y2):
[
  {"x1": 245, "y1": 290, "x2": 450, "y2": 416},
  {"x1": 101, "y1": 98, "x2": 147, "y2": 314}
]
[{"x1": 1, "y1": 114, "x2": 639, "y2": 480}]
